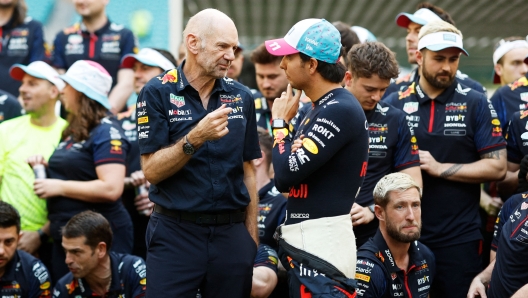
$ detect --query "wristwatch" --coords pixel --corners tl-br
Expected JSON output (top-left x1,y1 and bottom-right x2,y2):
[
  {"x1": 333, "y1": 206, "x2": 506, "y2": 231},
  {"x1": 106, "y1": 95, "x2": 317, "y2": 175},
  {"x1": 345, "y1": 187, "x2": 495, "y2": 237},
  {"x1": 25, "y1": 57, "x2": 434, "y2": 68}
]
[
  {"x1": 182, "y1": 135, "x2": 196, "y2": 155},
  {"x1": 271, "y1": 118, "x2": 288, "y2": 129},
  {"x1": 368, "y1": 204, "x2": 375, "y2": 214}
]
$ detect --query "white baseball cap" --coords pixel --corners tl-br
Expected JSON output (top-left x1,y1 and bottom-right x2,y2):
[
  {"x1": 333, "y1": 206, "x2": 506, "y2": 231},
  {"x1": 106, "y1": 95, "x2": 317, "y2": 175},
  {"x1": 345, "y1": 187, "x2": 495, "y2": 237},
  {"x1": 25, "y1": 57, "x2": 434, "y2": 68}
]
[
  {"x1": 492, "y1": 38, "x2": 528, "y2": 84},
  {"x1": 10, "y1": 61, "x2": 65, "y2": 91},
  {"x1": 59, "y1": 60, "x2": 112, "y2": 109},
  {"x1": 418, "y1": 31, "x2": 468, "y2": 56},
  {"x1": 395, "y1": 8, "x2": 442, "y2": 28},
  {"x1": 121, "y1": 48, "x2": 176, "y2": 71}
]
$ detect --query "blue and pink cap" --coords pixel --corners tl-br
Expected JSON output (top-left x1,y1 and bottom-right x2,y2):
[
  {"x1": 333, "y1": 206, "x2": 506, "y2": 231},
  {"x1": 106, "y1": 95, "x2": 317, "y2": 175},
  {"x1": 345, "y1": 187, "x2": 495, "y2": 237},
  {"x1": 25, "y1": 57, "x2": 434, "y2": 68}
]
[{"x1": 265, "y1": 18, "x2": 341, "y2": 64}]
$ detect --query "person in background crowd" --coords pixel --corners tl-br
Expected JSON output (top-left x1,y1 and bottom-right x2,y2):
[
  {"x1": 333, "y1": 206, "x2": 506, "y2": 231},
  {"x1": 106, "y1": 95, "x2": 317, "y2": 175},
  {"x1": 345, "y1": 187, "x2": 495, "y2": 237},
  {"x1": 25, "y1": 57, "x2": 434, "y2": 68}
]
[
  {"x1": 0, "y1": 201, "x2": 52, "y2": 298},
  {"x1": 492, "y1": 36, "x2": 528, "y2": 87},
  {"x1": 138, "y1": 9, "x2": 260, "y2": 297},
  {"x1": 118, "y1": 47, "x2": 177, "y2": 259},
  {"x1": 0, "y1": 0, "x2": 45, "y2": 96},
  {"x1": 384, "y1": 20, "x2": 506, "y2": 298},
  {"x1": 383, "y1": 2, "x2": 486, "y2": 99},
  {"x1": 227, "y1": 42, "x2": 244, "y2": 81},
  {"x1": 344, "y1": 42, "x2": 421, "y2": 248},
  {"x1": 0, "y1": 61, "x2": 66, "y2": 267},
  {"x1": 355, "y1": 173, "x2": 435, "y2": 297},
  {"x1": 27, "y1": 60, "x2": 132, "y2": 281},
  {"x1": 51, "y1": 0, "x2": 137, "y2": 114},
  {"x1": 267, "y1": 18, "x2": 369, "y2": 297},
  {"x1": 0, "y1": 88, "x2": 22, "y2": 123},
  {"x1": 53, "y1": 211, "x2": 146, "y2": 298}
]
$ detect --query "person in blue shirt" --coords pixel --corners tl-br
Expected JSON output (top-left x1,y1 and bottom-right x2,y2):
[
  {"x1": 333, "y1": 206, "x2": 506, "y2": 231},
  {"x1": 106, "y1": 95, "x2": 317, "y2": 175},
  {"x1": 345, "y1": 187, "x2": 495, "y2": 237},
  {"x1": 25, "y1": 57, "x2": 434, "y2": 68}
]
[
  {"x1": 0, "y1": 0, "x2": 46, "y2": 96},
  {"x1": 0, "y1": 201, "x2": 52, "y2": 298},
  {"x1": 138, "y1": 9, "x2": 260, "y2": 297},
  {"x1": 266, "y1": 18, "x2": 369, "y2": 297},
  {"x1": 355, "y1": 173, "x2": 435, "y2": 298},
  {"x1": 53, "y1": 211, "x2": 146, "y2": 298},
  {"x1": 384, "y1": 20, "x2": 506, "y2": 298},
  {"x1": 0, "y1": 89, "x2": 22, "y2": 123},
  {"x1": 383, "y1": 2, "x2": 486, "y2": 99},
  {"x1": 344, "y1": 41, "x2": 422, "y2": 248},
  {"x1": 51, "y1": 0, "x2": 137, "y2": 114}
]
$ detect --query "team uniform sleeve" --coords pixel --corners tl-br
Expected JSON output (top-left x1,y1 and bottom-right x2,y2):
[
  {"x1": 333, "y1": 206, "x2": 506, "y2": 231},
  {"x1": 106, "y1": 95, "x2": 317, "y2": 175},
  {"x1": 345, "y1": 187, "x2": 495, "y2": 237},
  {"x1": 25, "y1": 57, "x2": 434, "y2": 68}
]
[
  {"x1": 394, "y1": 112, "x2": 420, "y2": 170},
  {"x1": 28, "y1": 21, "x2": 46, "y2": 62},
  {"x1": 492, "y1": 194, "x2": 524, "y2": 251},
  {"x1": 52, "y1": 279, "x2": 69, "y2": 298},
  {"x1": 506, "y1": 115, "x2": 524, "y2": 163},
  {"x1": 119, "y1": 29, "x2": 138, "y2": 67},
  {"x1": 243, "y1": 92, "x2": 262, "y2": 161},
  {"x1": 355, "y1": 258, "x2": 387, "y2": 297},
  {"x1": 272, "y1": 104, "x2": 363, "y2": 191},
  {"x1": 28, "y1": 259, "x2": 52, "y2": 298},
  {"x1": 92, "y1": 123, "x2": 129, "y2": 166},
  {"x1": 253, "y1": 244, "x2": 279, "y2": 273},
  {"x1": 489, "y1": 89, "x2": 507, "y2": 131},
  {"x1": 126, "y1": 256, "x2": 147, "y2": 298},
  {"x1": 51, "y1": 33, "x2": 67, "y2": 69},
  {"x1": 137, "y1": 84, "x2": 170, "y2": 154},
  {"x1": 474, "y1": 95, "x2": 506, "y2": 154}
]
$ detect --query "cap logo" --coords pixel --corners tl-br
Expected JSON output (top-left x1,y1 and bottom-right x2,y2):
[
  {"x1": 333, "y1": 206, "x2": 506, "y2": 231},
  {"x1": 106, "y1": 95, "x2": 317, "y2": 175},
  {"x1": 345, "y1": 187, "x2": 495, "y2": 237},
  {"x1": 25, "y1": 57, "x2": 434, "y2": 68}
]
[
  {"x1": 305, "y1": 37, "x2": 319, "y2": 46},
  {"x1": 443, "y1": 34, "x2": 456, "y2": 42},
  {"x1": 268, "y1": 41, "x2": 281, "y2": 51}
]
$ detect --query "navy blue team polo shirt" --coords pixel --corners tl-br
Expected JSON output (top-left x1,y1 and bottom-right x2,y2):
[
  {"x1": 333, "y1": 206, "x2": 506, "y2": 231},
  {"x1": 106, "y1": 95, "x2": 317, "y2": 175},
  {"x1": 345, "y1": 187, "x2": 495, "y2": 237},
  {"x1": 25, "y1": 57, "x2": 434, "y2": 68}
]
[
  {"x1": 0, "y1": 16, "x2": 45, "y2": 96},
  {"x1": 385, "y1": 81, "x2": 506, "y2": 248},
  {"x1": 53, "y1": 252, "x2": 146, "y2": 298},
  {"x1": 355, "y1": 230, "x2": 436, "y2": 298},
  {"x1": 137, "y1": 64, "x2": 261, "y2": 213},
  {"x1": 488, "y1": 197, "x2": 528, "y2": 297},
  {"x1": 51, "y1": 20, "x2": 137, "y2": 88},
  {"x1": 354, "y1": 101, "x2": 419, "y2": 246},
  {"x1": 272, "y1": 88, "x2": 369, "y2": 225},
  {"x1": 258, "y1": 180, "x2": 286, "y2": 250},
  {"x1": 490, "y1": 74, "x2": 528, "y2": 131},
  {"x1": 0, "y1": 250, "x2": 51, "y2": 298},
  {"x1": 0, "y1": 89, "x2": 22, "y2": 124},
  {"x1": 505, "y1": 110, "x2": 528, "y2": 164},
  {"x1": 491, "y1": 192, "x2": 527, "y2": 252},
  {"x1": 383, "y1": 68, "x2": 487, "y2": 100}
]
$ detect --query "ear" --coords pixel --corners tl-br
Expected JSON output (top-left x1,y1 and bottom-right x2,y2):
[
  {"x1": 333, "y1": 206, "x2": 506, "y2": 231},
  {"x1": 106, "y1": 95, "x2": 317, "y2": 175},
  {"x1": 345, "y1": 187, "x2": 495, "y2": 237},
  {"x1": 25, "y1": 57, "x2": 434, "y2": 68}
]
[
  {"x1": 416, "y1": 50, "x2": 424, "y2": 67},
  {"x1": 186, "y1": 33, "x2": 201, "y2": 55},
  {"x1": 252, "y1": 152, "x2": 265, "y2": 167},
  {"x1": 494, "y1": 63, "x2": 503, "y2": 78},
  {"x1": 308, "y1": 58, "x2": 318, "y2": 75},
  {"x1": 374, "y1": 205, "x2": 385, "y2": 222},
  {"x1": 50, "y1": 86, "x2": 60, "y2": 100},
  {"x1": 344, "y1": 71, "x2": 353, "y2": 87},
  {"x1": 96, "y1": 242, "x2": 107, "y2": 258}
]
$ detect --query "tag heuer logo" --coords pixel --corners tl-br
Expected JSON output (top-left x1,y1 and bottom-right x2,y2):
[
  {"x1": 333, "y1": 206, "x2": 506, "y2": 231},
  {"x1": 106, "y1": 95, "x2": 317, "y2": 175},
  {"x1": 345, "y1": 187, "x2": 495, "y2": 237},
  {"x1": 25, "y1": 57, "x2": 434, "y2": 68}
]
[
  {"x1": 403, "y1": 102, "x2": 419, "y2": 114},
  {"x1": 170, "y1": 93, "x2": 185, "y2": 108},
  {"x1": 521, "y1": 92, "x2": 528, "y2": 102}
]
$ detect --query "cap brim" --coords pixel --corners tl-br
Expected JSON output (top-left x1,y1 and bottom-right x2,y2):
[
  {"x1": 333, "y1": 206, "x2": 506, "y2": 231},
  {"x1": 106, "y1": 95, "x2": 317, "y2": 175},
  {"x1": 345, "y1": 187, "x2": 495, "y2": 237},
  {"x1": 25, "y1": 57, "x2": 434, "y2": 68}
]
[
  {"x1": 120, "y1": 55, "x2": 138, "y2": 69},
  {"x1": 265, "y1": 38, "x2": 299, "y2": 56},
  {"x1": 9, "y1": 64, "x2": 48, "y2": 81},
  {"x1": 425, "y1": 44, "x2": 469, "y2": 56},
  {"x1": 60, "y1": 75, "x2": 111, "y2": 110},
  {"x1": 396, "y1": 13, "x2": 427, "y2": 28}
]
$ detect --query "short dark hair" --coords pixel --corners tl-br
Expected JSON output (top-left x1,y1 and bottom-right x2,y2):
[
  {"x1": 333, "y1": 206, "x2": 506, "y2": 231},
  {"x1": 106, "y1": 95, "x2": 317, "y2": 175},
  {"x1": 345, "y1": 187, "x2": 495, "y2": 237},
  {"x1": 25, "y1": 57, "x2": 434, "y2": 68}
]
[
  {"x1": 0, "y1": 201, "x2": 21, "y2": 233},
  {"x1": 152, "y1": 48, "x2": 179, "y2": 67},
  {"x1": 299, "y1": 53, "x2": 346, "y2": 84},
  {"x1": 250, "y1": 43, "x2": 282, "y2": 65},
  {"x1": 346, "y1": 42, "x2": 399, "y2": 80},
  {"x1": 257, "y1": 127, "x2": 273, "y2": 167},
  {"x1": 495, "y1": 36, "x2": 527, "y2": 65},
  {"x1": 332, "y1": 21, "x2": 360, "y2": 55},
  {"x1": 62, "y1": 211, "x2": 113, "y2": 251},
  {"x1": 417, "y1": 2, "x2": 455, "y2": 25}
]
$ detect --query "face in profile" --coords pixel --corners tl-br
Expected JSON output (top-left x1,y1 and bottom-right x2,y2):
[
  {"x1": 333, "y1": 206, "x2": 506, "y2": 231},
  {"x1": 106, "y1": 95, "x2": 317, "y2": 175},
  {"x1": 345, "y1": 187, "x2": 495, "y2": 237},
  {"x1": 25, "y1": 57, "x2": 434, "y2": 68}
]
[{"x1": 62, "y1": 236, "x2": 103, "y2": 279}]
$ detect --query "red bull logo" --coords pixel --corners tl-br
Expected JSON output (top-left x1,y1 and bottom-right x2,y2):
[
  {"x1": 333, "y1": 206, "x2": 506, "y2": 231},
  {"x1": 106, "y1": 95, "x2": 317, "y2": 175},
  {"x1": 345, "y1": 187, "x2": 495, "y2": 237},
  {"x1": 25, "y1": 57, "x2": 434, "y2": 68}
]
[
  {"x1": 510, "y1": 76, "x2": 528, "y2": 91},
  {"x1": 520, "y1": 110, "x2": 528, "y2": 119},
  {"x1": 398, "y1": 82, "x2": 415, "y2": 100},
  {"x1": 159, "y1": 69, "x2": 178, "y2": 84},
  {"x1": 492, "y1": 126, "x2": 502, "y2": 137}
]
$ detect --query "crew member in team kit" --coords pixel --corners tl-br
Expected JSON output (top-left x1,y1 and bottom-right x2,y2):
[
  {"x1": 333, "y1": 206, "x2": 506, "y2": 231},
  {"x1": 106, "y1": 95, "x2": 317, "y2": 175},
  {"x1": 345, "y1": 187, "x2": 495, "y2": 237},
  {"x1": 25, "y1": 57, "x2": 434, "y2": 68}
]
[
  {"x1": 51, "y1": 0, "x2": 137, "y2": 114},
  {"x1": 383, "y1": 2, "x2": 486, "y2": 99},
  {"x1": 266, "y1": 18, "x2": 369, "y2": 297},
  {"x1": 355, "y1": 173, "x2": 435, "y2": 298},
  {"x1": 138, "y1": 9, "x2": 260, "y2": 297},
  {"x1": 53, "y1": 211, "x2": 146, "y2": 298},
  {"x1": 384, "y1": 20, "x2": 506, "y2": 298},
  {"x1": 0, "y1": 201, "x2": 52, "y2": 298},
  {"x1": 344, "y1": 41, "x2": 421, "y2": 247},
  {"x1": 491, "y1": 37, "x2": 528, "y2": 87}
]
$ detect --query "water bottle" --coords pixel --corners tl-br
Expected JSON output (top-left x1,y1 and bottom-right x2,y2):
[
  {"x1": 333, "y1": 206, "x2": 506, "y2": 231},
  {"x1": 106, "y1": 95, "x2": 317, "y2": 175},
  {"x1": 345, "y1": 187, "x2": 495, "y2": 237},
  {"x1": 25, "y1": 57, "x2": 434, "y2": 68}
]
[
  {"x1": 33, "y1": 164, "x2": 47, "y2": 179},
  {"x1": 137, "y1": 185, "x2": 150, "y2": 216}
]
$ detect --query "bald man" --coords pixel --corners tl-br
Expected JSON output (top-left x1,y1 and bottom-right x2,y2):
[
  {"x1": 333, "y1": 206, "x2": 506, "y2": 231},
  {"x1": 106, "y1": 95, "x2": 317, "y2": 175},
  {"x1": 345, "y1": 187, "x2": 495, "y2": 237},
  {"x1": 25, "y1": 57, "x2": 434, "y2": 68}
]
[{"x1": 137, "y1": 9, "x2": 260, "y2": 297}]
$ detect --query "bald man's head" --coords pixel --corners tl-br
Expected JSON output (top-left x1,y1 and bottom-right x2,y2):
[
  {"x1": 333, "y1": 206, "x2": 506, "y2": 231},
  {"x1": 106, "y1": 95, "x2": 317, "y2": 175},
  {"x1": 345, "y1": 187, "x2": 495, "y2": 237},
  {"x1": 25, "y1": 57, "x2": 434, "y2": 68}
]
[{"x1": 182, "y1": 9, "x2": 239, "y2": 79}]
